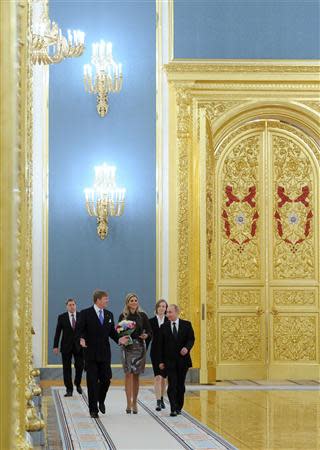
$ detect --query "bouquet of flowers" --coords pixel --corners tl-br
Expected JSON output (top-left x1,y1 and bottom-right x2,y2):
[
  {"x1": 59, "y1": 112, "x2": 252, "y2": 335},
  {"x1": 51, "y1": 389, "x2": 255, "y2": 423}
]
[{"x1": 115, "y1": 320, "x2": 136, "y2": 346}]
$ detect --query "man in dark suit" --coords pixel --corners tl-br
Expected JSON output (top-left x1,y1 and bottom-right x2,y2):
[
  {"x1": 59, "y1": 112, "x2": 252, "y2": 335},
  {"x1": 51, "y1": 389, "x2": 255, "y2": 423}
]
[
  {"x1": 78, "y1": 290, "x2": 128, "y2": 418},
  {"x1": 159, "y1": 304, "x2": 195, "y2": 417},
  {"x1": 53, "y1": 298, "x2": 84, "y2": 397}
]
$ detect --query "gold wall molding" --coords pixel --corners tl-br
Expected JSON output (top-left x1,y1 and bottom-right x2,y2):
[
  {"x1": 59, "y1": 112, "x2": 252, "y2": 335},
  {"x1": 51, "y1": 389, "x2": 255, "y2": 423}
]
[
  {"x1": 166, "y1": 60, "x2": 320, "y2": 73},
  {"x1": 165, "y1": 60, "x2": 320, "y2": 382}
]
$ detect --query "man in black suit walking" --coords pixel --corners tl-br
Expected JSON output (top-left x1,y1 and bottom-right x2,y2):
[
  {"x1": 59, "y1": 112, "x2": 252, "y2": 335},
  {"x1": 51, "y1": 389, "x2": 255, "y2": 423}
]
[
  {"x1": 78, "y1": 290, "x2": 128, "y2": 418},
  {"x1": 53, "y1": 298, "x2": 84, "y2": 397},
  {"x1": 159, "y1": 304, "x2": 195, "y2": 416}
]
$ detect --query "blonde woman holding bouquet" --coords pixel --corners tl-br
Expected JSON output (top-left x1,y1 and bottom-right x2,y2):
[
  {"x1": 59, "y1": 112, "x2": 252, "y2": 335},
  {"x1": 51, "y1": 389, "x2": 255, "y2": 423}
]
[{"x1": 118, "y1": 293, "x2": 152, "y2": 414}]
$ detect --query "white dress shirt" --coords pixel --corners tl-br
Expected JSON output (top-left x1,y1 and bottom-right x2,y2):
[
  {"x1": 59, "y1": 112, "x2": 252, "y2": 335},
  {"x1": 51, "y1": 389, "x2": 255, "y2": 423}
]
[
  {"x1": 93, "y1": 303, "x2": 104, "y2": 318},
  {"x1": 171, "y1": 318, "x2": 179, "y2": 333},
  {"x1": 156, "y1": 314, "x2": 165, "y2": 327},
  {"x1": 68, "y1": 311, "x2": 76, "y2": 327}
]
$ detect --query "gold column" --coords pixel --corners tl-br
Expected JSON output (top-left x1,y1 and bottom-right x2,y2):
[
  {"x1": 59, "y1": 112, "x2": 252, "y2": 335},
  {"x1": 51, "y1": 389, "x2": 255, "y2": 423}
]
[{"x1": 0, "y1": 0, "x2": 40, "y2": 447}]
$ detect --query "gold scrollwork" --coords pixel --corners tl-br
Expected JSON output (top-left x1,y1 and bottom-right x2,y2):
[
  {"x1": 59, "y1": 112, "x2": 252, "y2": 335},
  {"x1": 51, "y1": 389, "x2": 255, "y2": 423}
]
[
  {"x1": 221, "y1": 316, "x2": 262, "y2": 361},
  {"x1": 221, "y1": 290, "x2": 260, "y2": 306},
  {"x1": 176, "y1": 87, "x2": 192, "y2": 318},
  {"x1": 273, "y1": 316, "x2": 317, "y2": 361},
  {"x1": 274, "y1": 290, "x2": 316, "y2": 306}
]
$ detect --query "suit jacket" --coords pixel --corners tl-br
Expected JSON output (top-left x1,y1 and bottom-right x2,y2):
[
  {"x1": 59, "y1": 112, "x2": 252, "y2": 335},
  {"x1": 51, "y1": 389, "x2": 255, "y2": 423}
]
[
  {"x1": 147, "y1": 316, "x2": 169, "y2": 359},
  {"x1": 78, "y1": 306, "x2": 119, "y2": 362},
  {"x1": 159, "y1": 319, "x2": 195, "y2": 370},
  {"x1": 53, "y1": 311, "x2": 82, "y2": 353}
]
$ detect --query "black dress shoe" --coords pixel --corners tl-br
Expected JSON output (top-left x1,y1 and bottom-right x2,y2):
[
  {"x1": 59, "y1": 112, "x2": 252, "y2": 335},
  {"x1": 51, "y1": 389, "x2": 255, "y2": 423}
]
[
  {"x1": 64, "y1": 391, "x2": 73, "y2": 397},
  {"x1": 156, "y1": 400, "x2": 161, "y2": 411},
  {"x1": 170, "y1": 411, "x2": 177, "y2": 417},
  {"x1": 90, "y1": 412, "x2": 99, "y2": 419},
  {"x1": 99, "y1": 403, "x2": 106, "y2": 414},
  {"x1": 76, "y1": 385, "x2": 82, "y2": 394}
]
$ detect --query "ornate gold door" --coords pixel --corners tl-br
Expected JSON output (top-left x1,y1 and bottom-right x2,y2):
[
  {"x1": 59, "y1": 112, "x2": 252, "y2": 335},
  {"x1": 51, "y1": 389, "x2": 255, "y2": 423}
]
[{"x1": 215, "y1": 120, "x2": 319, "y2": 379}]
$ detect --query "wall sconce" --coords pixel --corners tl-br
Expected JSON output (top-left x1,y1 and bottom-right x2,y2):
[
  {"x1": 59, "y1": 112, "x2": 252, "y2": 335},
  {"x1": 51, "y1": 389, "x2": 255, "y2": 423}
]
[
  {"x1": 32, "y1": 4, "x2": 85, "y2": 64},
  {"x1": 83, "y1": 40, "x2": 123, "y2": 117},
  {"x1": 85, "y1": 163, "x2": 125, "y2": 240}
]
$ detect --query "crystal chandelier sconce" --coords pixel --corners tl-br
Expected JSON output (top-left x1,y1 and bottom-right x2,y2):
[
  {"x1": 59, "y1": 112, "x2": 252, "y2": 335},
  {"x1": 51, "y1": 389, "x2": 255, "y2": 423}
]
[
  {"x1": 32, "y1": 5, "x2": 85, "y2": 65},
  {"x1": 83, "y1": 40, "x2": 123, "y2": 117},
  {"x1": 85, "y1": 164, "x2": 126, "y2": 240}
]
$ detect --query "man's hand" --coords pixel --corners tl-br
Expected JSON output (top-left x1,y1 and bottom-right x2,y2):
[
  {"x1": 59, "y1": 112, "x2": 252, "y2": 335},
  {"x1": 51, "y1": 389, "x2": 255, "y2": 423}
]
[
  {"x1": 159, "y1": 363, "x2": 165, "y2": 370},
  {"x1": 119, "y1": 335, "x2": 129, "y2": 345},
  {"x1": 53, "y1": 347, "x2": 59, "y2": 355},
  {"x1": 180, "y1": 347, "x2": 188, "y2": 356},
  {"x1": 80, "y1": 338, "x2": 87, "y2": 348}
]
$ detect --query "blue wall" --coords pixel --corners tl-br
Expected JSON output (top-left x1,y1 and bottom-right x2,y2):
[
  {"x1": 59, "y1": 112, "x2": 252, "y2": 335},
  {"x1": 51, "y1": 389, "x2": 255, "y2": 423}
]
[
  {"x1": 174, "y1": 0, "x2": 320, "y2": 59},
  {"x1": 49, "y1": 1, "x2": 156, "y2": 364}
]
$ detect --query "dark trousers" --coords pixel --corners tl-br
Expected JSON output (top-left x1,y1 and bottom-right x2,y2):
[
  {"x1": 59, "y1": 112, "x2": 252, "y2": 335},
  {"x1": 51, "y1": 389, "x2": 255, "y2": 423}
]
[
  {"x1": 167, "y1": 364, "x2": 188, "y2": 412},
  {"x1": 86, "y1": 360, "x2": 111, "y2": 414},
  {"x1": 62, "y1": 347, "x2": 84, "y2": 392}
]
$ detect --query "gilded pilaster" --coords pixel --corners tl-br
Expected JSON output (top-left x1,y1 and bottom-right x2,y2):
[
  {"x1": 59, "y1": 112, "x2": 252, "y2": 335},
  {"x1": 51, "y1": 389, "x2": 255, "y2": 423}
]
[
  {"x1": 175, "y1": 87, "x2": 192, "y2": 318},
  {"x1": 0, "y1": 0, "x2": 38, "y2": 446}
]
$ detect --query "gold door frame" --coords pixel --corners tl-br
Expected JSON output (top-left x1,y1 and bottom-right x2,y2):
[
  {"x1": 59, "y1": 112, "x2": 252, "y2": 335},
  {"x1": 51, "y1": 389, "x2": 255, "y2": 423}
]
[{"x1": 164, "y1": 60, "x2": 320, "y2": 383}]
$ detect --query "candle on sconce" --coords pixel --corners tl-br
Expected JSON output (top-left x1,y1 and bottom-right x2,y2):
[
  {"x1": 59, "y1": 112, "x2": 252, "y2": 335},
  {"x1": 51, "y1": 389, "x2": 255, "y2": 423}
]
[{"x1": 83, "y1": 39, "x2": 122, "y2": 117}]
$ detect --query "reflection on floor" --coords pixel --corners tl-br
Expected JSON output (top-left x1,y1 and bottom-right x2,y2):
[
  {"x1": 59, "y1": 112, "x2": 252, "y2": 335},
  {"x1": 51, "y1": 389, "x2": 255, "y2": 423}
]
[
  {"x1": 184, "y1": 390, "x2": 320, "y2": 450},
  {"x1": 36, "y1": 383, "x2": 320, "y2": 450}
]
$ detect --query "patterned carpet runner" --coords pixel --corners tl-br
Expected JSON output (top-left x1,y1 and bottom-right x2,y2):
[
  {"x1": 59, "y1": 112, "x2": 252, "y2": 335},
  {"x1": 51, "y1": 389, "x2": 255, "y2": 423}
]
[{"x1": 52, "y1": 387, "x2": 237, "y2": 450}]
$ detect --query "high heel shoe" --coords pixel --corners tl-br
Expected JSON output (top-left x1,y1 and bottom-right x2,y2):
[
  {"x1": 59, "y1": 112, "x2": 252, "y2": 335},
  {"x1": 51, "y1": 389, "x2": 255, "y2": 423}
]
[
  {"x1": 132, "y1": 403, "x2": 138, "y2": 414},
  {"x1": 126, "y1": 408, "x2": 131, "y2": 414}
]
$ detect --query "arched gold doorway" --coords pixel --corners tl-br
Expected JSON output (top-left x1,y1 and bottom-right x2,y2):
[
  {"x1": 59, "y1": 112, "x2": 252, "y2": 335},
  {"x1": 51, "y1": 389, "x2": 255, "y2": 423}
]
[
  {"x1": 164, "y1": 61, "x2": 320, "y2": 383},
  {"x1": 212, "y1": 119, "x2": 319, "y2": 379}
]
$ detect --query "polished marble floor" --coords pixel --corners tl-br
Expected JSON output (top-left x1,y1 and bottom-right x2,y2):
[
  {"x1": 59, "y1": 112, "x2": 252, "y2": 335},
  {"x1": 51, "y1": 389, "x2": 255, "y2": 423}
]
[{"x1": 35, "y1": 383, "x2": 320, "y2": 450}]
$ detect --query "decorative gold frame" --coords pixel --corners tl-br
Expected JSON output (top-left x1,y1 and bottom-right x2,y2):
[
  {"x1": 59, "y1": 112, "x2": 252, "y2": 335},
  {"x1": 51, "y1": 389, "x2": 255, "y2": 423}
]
[{"x1": 164, "y1": 59, "x2": 320, "y2": 383}]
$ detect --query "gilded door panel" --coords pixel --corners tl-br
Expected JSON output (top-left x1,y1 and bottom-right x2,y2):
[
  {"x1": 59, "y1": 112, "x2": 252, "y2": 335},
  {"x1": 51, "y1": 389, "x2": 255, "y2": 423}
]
[
  {"x1": 271, "y1": 287, "x2": 318, "y2": 311},
  {"x1": 219, "y1": 287, "x2": 263, "y2": 308},
  {"x1": 270, "y1": 129, "x2": 317, "y2": 281},
  {"x1": 215, "y1": 120, "x2": 319, "y2": 379},
  {"x1": 269, "y1": 124, "x2": 319, "y2": 378},
  {"x1": 216, "y1": 125, "x2": 266, "y2": 379},
  {"x1": 218, "y1": 313, "x2": 266, "y2": 379},
  {"x1": 219, "y1": 131, "x2": 263, "y2": 282}
]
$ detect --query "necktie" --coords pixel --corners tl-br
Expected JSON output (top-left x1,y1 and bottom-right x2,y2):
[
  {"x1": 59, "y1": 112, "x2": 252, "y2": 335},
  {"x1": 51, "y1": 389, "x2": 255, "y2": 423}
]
[
  {"x1": 99, "y1": 309, "x2": 104, "y2": 325},
  {"x1": 172, "y1": 322, "x2": 178, "y2": 339},
  {"x1": 71, "y1": 314, "x2": 76, "y2": 330}
]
